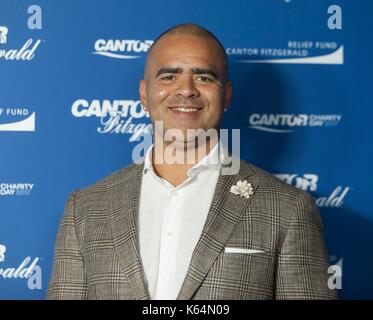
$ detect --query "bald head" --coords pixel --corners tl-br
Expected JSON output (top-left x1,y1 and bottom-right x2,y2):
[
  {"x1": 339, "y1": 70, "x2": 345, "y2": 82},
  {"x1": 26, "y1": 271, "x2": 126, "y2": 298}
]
[
  {"x1": 139, "y1": 23, "x2": 233, "y2": 137},
  {"x1": 144, "y1": 23, "x2": 229, "y2": 83}
]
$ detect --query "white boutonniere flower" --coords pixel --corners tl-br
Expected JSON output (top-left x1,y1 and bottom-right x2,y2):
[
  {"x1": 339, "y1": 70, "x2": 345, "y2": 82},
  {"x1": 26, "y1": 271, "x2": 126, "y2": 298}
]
[{"x1": 230, "y1": 180, "x2": 254, "y2": 199}]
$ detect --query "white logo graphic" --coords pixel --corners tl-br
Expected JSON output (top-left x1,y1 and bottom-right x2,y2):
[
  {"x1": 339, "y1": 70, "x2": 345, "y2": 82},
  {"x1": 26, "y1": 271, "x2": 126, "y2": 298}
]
[
  {"x1": 0, "y1": 26, "x2": 42, "y2": 61},
  {"x1": 328, "y1": 255, "x2": 343, "y2": 290},
  {"x1": 27, "y1": 5, "x2": 43, "y2": 30},
  {"x1": 71, "y1": 99, "x2": 152, "y2": 141},
  {"x1": 228, "y1": 41, "x2": 344, "y2": 65},
  {"x1": 0, "y1": 108, "x2": 36, "y2": 132},
  {"x1": 133, "y1": 122, "x2": 241, "y2": 175},
  {"x1": 93, "y1": 39, "x2": 153, "y2": 59},
  {"x1": 0, "y1": 244, "x2": 42, "y2": 289},
  {"x1": 0, "y1": 26, "x2": 8, "y2": 44},
  {"x1": 0, "y1": 183, "x2": 34, "y2": 196},
  {"x1": 275, "y1": 174, "x2": 318, "y2": 192},
  {"x1": 248, "y1": 113, "x2": 342, "y2": 133},
  {"x1": 0, "y1": 38, "x2": 41, "y2": 61},
  {"x1": 0, "y1": 244, "x2": 6, "y2": 262},
  {"x1": 275, "y1": 173, "x2": 350, "y2": 208},
  {"x1": 328, "y1": 5, "x2": 342, "y2": 30}
]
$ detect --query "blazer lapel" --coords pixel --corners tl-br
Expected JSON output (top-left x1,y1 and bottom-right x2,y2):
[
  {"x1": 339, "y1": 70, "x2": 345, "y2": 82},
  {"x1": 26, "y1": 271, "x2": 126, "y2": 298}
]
[
  {"x1": 107, "y1": 164, "x2": 150, "y2": 300},
  {"x1": 177, "y1": 161, "x2": 258, "y2": 300}
]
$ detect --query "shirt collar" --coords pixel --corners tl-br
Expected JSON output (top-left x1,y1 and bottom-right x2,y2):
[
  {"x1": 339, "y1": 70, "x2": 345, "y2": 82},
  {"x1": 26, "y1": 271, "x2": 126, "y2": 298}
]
[{"x1": 143, "y1": 142, "x2": 230, "y2": 177}]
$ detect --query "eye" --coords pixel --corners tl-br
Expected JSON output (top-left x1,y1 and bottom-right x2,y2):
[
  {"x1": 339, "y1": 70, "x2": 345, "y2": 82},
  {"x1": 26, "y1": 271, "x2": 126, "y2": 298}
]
[
  {"x1": 196, "y1": 75, "x2": 213, "y2": 82},
  {"x1": 160, "y1": 75, "x2": 175, "y2": 81}
]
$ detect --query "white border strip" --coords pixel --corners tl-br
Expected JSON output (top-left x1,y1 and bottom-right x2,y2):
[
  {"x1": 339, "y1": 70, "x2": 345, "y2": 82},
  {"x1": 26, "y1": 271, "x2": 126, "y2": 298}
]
[{"x1": 225, "y1": 247, "x2": 265, "y2": 254}]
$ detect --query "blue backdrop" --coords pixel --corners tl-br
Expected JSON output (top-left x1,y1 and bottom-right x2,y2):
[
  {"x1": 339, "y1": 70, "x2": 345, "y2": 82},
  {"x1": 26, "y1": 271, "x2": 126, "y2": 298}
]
[{"x1": 0, "y1": 0, "x2": 372, "y2": 299}]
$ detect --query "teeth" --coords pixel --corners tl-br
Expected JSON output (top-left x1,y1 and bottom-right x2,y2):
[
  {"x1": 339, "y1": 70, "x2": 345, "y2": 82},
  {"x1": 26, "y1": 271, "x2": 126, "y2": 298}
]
[{"x1": 173, "y1": 107, "x2": 198, "y2": 112}]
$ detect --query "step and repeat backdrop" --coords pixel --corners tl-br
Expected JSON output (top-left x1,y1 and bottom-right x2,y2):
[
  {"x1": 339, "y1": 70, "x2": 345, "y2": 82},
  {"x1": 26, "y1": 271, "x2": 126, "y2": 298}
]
[{"x1": 0, "y1": 0, "x2": 372, "y2": 299}]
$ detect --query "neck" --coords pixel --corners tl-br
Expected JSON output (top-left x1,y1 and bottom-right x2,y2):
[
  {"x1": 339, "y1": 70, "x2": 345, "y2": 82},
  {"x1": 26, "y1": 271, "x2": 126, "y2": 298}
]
[{"x1": 151, "y1": 137, "x2": 218, "y2": 187}]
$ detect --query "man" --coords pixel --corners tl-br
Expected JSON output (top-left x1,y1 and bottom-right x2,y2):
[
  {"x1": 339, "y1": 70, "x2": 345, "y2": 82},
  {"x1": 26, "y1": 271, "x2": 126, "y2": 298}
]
[{"x1": 47, "y1": 24, "x2": 337, "y2": 300}]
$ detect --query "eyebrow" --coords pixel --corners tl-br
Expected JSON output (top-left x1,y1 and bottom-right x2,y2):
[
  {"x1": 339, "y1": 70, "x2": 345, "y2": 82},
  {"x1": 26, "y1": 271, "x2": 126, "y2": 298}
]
[{"x1": 155, "y1": 67, "x2": 218, "y2": 79}]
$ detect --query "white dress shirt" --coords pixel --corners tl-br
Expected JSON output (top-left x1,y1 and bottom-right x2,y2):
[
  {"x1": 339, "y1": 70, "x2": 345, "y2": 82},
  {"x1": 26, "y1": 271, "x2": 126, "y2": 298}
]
[{"x1": 138, "y1": 143, "x2": 226, "y2": 300}]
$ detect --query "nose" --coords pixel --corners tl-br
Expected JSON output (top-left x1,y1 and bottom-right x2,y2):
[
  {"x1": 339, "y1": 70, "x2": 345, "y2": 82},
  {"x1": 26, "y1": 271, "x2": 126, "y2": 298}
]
[{"x1": 175, "y1": 76, "x2": 200, "y2": 98}]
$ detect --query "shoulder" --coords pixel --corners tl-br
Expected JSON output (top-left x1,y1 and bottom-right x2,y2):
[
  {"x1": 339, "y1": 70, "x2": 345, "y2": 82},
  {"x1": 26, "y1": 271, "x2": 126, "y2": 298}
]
[
  {"x1": 67, "y1": 162, "x2": 143, "y2": 209},
  {"x1": 241, "y1": 159, "x2": 314, "y2": 200},
  {"x1": 239, "y1": 160, "x2": 319, "y2": 219},
  {"x1": 241, "y1": 161, "x2": 325, "y2": 244}
]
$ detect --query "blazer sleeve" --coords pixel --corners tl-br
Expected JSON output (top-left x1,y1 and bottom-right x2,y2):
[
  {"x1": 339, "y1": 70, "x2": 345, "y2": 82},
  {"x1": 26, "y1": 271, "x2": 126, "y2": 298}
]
[
  {"x1": 46, "y1": 190, "x2": 88, "y2": 300},
  {"x1": 275, "y1": 191, "x2": 338, "y2": 299}
]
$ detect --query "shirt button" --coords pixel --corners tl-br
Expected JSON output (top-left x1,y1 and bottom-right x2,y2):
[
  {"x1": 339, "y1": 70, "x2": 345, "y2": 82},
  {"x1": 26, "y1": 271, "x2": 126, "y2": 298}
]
[{"x1": 166, "y1": 231, "x2": 173, "y2": 237}]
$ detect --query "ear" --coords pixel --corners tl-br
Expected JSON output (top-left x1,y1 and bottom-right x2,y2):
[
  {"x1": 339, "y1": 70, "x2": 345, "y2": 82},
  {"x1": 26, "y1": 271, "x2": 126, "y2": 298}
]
[
  {"x1": 223, "y1": 81, "x2": 232, "y2": 112},
  {"x1": 139, "y1": 79, "x2": 148, "y2": 110}
]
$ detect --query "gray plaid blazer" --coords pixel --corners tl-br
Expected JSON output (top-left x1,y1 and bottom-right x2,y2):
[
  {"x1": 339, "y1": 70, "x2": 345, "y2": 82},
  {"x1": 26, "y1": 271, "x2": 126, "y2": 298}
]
[{"x1": 47, "y1": 160, "x2": 337, "y2": 300}]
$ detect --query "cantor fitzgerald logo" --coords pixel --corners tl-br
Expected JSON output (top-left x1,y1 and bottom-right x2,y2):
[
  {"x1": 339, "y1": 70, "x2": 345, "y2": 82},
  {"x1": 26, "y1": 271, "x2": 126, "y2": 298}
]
[
  {"x1": 227, "y1": 41, "x2": 344, "y2": 65},
  {"x1": 71, "y1": 99, "x2": 152, "y2": 141},
  {"x1": 0, "y1": 26, "x2": 8, "y2": 44},
  {"x1": 0, "y1": 26, "x2": 42, "y2": 61},
  {"x1": 0, "y1": 244, "x2": 42, "y2": 289},
  {"x1": 248, "y1": 113, "x2": 342, "y2": 133},
  {"x1": 275, "y1": 173, "x2": 351, "y2": 208},
  {"x1": 92, "y1": 39, "x2": 153, "y2": 59},
  {"x1": 0, "y1": 244, "x2": 5, "y2": 262},
  {"x1": 0, "y1": 107, "x2": 36, "y2": 132}
]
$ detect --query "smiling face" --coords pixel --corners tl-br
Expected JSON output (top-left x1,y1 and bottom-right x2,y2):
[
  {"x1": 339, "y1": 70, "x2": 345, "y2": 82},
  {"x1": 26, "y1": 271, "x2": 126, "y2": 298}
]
[{"x1": 140, "y1": 33, "x2": 232, "y2": 140}]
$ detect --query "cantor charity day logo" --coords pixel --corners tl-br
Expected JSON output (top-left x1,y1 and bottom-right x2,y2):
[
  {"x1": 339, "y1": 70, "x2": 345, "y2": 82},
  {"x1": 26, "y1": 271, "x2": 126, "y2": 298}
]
[
  {"x1": 248, "y1": 113, "x2": 342, "y2": 133},
  {"x1": 0, "y1": 183, "x2": 34, "y2": 196}
]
